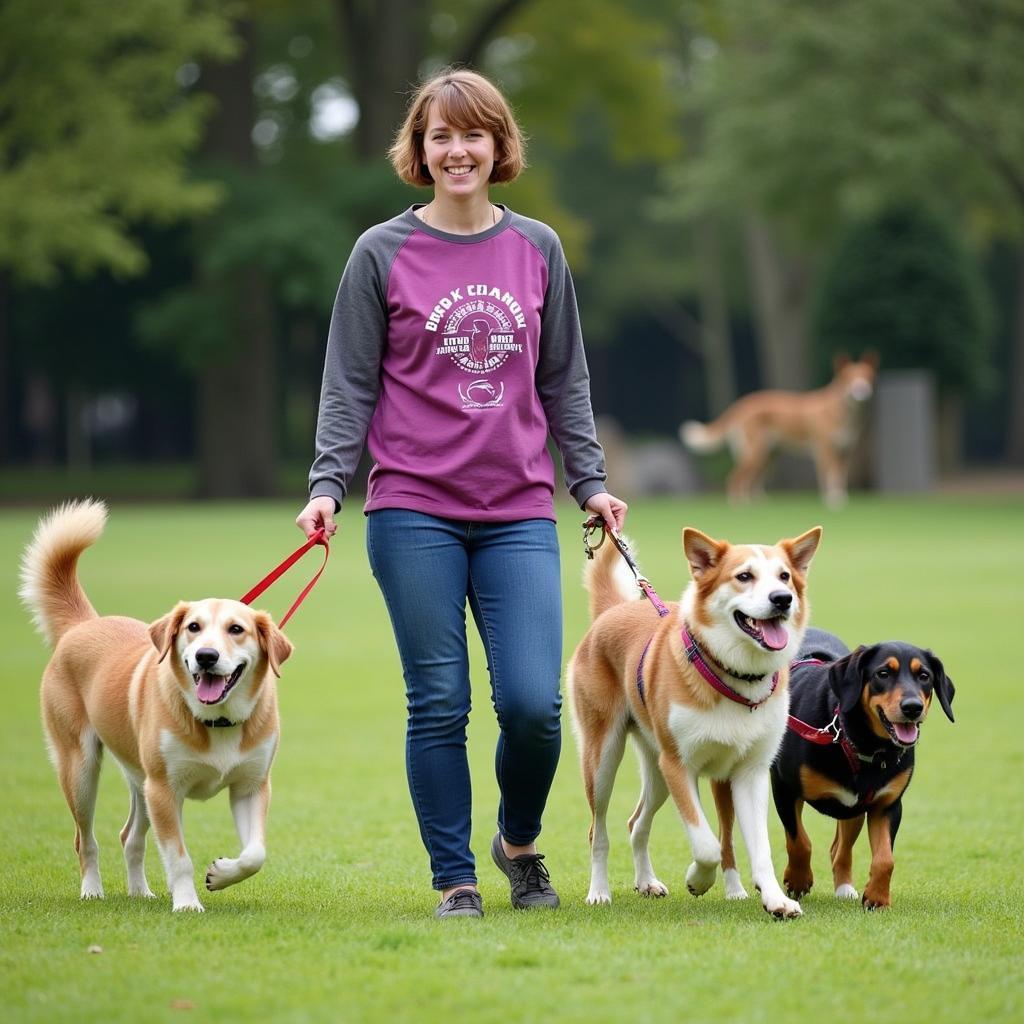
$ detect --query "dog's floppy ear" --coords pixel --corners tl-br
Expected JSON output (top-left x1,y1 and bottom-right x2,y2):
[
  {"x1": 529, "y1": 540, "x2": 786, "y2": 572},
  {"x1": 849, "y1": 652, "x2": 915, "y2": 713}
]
[
  {"x1": 828, "y1": 644, "x2": 879, "y2": 715},
  {"x1": 255, "y1": 611, "x2": 293, "y2": 678},
  {"x1": 683, "y1": 528, "x2": 727, "y2": 578},
  {"x1": 149, "y1": 602, "x2": 189, "y2": 664},
  {"x1": 924, "y1": 648, "x2": 955, "y2": 722},
  {"x1": 780, "y1": 526, "x2": 822, "y2": 576}
]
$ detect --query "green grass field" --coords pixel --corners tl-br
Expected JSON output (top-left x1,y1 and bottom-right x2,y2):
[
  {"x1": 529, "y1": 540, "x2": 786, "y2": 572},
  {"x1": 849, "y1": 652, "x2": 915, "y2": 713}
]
[{"x1": 1, "y1": 495, "x2": 1021, "y2": 1023}]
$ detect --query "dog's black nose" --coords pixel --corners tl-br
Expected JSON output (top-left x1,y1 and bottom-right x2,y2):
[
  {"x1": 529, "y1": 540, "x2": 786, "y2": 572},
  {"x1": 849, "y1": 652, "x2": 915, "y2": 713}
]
[
  {"x1": 195, "y1": 647, "x2": 220, "y2": 669},
  {"x1": 900, "y1": 696, "x2": 924, "y2": 721},
  {"x1": 769, "y1": 590, "x2": 793, "y2": 612}
]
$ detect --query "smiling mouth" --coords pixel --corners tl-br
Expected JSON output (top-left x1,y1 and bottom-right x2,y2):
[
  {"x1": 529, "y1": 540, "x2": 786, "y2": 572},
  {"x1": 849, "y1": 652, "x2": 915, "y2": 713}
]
[
  {"x1": 733, "y1": 611, "x2": 789, "y2": 651},
  {"x1": 445, "y1": 166, "x2": 474, "y2": 176},
  {"x1": 192, "y1": 664, "x2": 244, "y2": 705},
  {"x1": 878, "y1": 709, "x2": 920, "y2": 748}
]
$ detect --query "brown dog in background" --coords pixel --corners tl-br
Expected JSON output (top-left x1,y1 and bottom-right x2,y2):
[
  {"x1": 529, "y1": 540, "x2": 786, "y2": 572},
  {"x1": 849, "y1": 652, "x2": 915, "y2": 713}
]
[
  {"x1": 681, "y1": 354, "x2": 877, "y2": 507},
  {"x1": 20, "y1": 500, "x2": 292, "y2": 912}
]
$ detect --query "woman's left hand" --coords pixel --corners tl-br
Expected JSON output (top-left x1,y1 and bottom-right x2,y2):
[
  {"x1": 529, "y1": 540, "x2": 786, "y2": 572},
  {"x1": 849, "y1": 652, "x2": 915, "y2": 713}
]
[{"x1": 584, "y1": 491, "x2": 628, "y2": 533}]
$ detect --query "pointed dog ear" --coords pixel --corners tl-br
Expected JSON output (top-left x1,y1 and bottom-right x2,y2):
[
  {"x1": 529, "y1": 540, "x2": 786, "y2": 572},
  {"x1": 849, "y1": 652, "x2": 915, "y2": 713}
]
[
  {"x1": 149, "y1": 602, "x2": 189, "y2": 664},
  {"x1": 828, "y1": 644, "x2": 878, "y2": 715},
  {"x1": 780, "y1": 526, "x2": 822, "y2": 576},
  {"x1": 683, "y1": 528, "x2": 727, "y2": 578},
  {"x1": 925, "y1": 649, "x2": 955, "y2": 722},
  {"x1": 255, "y1": 612, "x2": 294, "y2": 678}
]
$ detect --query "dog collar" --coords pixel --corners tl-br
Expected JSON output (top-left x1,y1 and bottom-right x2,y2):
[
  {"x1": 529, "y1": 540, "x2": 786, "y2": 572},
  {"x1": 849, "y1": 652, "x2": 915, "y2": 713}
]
[
  {"x1": 681, "y1": 625, "x2": 779, "y2": 709},
  {"x1": 202, "y1": 716, "x2": 238, "y2": 728}
]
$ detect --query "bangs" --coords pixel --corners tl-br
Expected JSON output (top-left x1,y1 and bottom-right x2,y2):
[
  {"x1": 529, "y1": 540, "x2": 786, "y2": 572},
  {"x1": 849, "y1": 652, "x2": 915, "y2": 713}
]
[{"x1": 425, "y1": 81, "x2": 502, "y2": 134}]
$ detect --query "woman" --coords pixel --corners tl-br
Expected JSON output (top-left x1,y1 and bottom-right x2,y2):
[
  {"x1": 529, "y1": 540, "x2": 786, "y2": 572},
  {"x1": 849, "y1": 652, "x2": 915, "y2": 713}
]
[{"x1": 296, "y1": 68, "x2": 627, "y2": 918}]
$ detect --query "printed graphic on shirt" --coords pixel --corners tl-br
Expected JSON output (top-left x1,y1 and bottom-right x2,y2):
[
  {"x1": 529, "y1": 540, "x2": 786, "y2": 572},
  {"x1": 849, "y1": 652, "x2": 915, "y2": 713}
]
[
  {"x1": 426, "y1": 284, "x2": 526, "y2": 376},
  {"x1": 458, "y1": 379, "x2": 505, "y2": 408},
  {"x1": 423, "y1": 284, "x2": 529, "y2": 412}
]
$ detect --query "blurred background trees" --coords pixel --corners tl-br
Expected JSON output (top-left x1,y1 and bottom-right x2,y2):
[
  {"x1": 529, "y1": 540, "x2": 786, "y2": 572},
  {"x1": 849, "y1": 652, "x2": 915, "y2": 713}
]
[{"x1": 2, "y1": 0, "x2": 1022, "y2": 496}]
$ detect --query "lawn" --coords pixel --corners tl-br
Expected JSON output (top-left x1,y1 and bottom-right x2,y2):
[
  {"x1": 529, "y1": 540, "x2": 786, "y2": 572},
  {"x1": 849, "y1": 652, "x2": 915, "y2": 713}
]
[{"x1": 1, "y1": 494, "x2": 1021, "y2": 1023}]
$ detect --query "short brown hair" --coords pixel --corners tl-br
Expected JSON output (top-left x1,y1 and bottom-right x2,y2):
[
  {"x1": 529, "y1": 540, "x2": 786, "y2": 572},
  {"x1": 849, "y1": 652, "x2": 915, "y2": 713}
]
[{"x1": 388, "y1": 68, "x2": 527, "y2": 187}]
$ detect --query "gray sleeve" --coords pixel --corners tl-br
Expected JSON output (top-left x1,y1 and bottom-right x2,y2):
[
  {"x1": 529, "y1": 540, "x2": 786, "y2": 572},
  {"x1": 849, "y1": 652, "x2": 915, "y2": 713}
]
[
  {"x1": 307, "y1": 231, "x2": 393, "y2": 512},
  {"x1": 533, "y1": 234, "x2": 608, "y2": 509}
]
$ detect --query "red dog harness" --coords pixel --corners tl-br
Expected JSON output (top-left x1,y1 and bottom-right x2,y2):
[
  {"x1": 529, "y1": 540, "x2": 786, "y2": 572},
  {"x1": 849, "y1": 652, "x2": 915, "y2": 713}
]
[{"x1": 785, "y1": 657, "x2": 891, "y2": 798}]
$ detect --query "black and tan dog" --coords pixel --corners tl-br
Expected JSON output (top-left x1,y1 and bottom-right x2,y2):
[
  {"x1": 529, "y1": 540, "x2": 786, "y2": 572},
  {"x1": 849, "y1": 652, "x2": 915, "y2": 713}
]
[{"x1": 768, "y1": 627, "x2": 954, "y2": 909}]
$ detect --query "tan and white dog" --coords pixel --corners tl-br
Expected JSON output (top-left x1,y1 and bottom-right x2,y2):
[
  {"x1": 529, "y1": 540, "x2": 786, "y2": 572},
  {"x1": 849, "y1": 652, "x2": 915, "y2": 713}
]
[
  {"x1": 567, "y1": 525, "x2": 821, "y2": 918},
  {"x1": 19, "y1": 500, "x2": 292, "y2": 912},
  {"x1": 681, "y1": 355, "x2": 877, "y2": 508}
]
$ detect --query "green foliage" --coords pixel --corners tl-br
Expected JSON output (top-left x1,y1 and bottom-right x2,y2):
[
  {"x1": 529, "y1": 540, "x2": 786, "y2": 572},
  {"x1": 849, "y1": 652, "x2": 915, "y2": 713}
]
[
  {"x1": 813, "y1": 204, "x2": 993, "y2": 395},
  {"x1": 135, "y1": 156, "x2": 410, "y2": 367},
  {"x1": 1, "y1": 496, "x2": 1022, "y2": 1021},
  {"x1": 496, "y1": 0, "x2": 682, "y2": 166},
  {"x1": 0, "y1": 0, "x2": 239, "y2": 283},
  {"x1": 668, "y1": 0, "x2": 1024, "y2": 241}
]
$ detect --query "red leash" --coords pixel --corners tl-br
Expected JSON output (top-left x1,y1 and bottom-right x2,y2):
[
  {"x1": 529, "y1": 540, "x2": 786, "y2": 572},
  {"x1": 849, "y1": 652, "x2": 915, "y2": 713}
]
[{"x1": 239, "y1": 528, "x2": 330, "y2": 628}]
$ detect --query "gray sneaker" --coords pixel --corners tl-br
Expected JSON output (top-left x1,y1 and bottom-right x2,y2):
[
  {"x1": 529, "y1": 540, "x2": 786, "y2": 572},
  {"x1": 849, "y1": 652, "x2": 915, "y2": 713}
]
[
  {"x1": 434, "y1": 888, "x2": 484, "y2": 919},
  {"x1": 490, "y1": 833, "x2": 560, "y2": 909}
]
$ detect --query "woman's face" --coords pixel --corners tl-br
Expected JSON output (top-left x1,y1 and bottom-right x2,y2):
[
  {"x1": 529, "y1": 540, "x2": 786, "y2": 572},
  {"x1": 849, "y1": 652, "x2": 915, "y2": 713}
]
[{"x1": 420, "y1": 103, "x2": 497, "y2": 202}]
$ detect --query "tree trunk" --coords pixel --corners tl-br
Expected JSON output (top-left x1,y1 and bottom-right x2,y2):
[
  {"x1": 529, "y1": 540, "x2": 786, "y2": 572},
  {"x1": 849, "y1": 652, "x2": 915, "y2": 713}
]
[
  {"x1": 937, "y1": 392, "x2": 963, "y2": 475},
  {"x1": 66, "y1": 387, "x2": 90, "y2": 471},
  {"x1": 1005, "y1": 247, "x2": 1024, "y2": 464},
  {"x1": 744, "y1": 216, "x2": 811, "y2": 390},
  {"x1": 696, "y1": 215, "x2": 735, "y2": 414},
  {"x1": 336, "y1": 0, "x2": 429, "y2": 162},
  {"x1": 196, "y1": 17, "x2": 277, "y2": 497}
]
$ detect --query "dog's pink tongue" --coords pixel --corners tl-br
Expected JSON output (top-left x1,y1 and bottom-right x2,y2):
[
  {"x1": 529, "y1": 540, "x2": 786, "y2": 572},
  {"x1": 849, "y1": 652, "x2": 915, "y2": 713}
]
[
  {"x1": 893, "y1": 721, "x2": 919, "y2": 745},
  {"x1": 196, "y1": 672, "x2": 228, "y2": 704},
  {"x1": 760, "y1": 619, "x2": 789, "y2": 651}
]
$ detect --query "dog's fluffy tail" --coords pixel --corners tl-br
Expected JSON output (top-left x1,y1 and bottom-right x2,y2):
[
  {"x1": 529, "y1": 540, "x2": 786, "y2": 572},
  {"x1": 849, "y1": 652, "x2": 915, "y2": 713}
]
[
  {"x1": 583, "y1": 533, "x2": 642, "y2": 621},
  {"x1": 680, "y1": 419, "x2": 726, "y2": 453},
  {"x1": 20, "y1": 499, "x2": 107, "y2": 647}
]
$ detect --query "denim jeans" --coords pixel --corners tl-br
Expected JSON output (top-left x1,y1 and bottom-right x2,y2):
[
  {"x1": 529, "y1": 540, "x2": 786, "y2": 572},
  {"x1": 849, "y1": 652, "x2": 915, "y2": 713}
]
[{"x1": 366, "y1": 509, "x2": 563, "y2": 890}]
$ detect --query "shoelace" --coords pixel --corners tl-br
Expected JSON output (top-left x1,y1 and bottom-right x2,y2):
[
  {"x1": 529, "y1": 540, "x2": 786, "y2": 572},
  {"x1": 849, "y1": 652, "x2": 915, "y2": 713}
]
[
  {"x1": 512, "y1": 854, "x2": 553, "y2": 893},
  {"x1": 445, "y1": 889, "x2": 481, "y2": 911}
]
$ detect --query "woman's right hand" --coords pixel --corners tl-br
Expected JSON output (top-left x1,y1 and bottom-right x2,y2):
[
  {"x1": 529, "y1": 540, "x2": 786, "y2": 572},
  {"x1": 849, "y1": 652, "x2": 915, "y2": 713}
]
[{"x1": 295, "y1": 495, "x2": 338, "y2": 539}]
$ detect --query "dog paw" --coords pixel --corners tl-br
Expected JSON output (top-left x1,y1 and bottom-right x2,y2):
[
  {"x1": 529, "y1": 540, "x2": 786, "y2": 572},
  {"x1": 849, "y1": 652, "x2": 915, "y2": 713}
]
[
  {"x1": 762, "y1": 893, "x2": 803, "y2": 919},
  {"x1": 172, "y1": 897, "x2": 205, "y2": 913},
  {"x1": 862, "y1": 892, "x2": 891, "y2": 911},
  {"x1": 685, "y1": 861, "x2": 716, "y2": 897},
  {"x1": 128, "y1": 883, "x2": 156, "y2": 899},
  {"x1": 784, "y1": 870, "x2": 813, "y2": 899},
  {"x1": 835, "y1": 883, "x2": 859, "y2": 901},
  {"x1": 635, "y1": 880, "x2": 669, "y2": 897},
  {"x1": 585, "y1": 889, "x2": 612, "y2": 906},
  {"x1": 723, "y1": 868, "x2": 748, "y2": 900},
  {"x1": 79, "y1": 876, "x2": 104, "y2": 901},
  {"x1": 205, "y1": 857, "x2": 237, "y2": 892}
]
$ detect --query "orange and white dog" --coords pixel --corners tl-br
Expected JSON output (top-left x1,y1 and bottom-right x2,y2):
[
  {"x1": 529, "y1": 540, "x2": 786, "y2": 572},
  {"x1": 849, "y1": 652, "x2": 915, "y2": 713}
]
[
  {"x1": 19, "y1": 500, "x2": 292, "y2": 912},
  {"x1": 681, "y1": 355, "x2": 877, "y2": 508},
  {"x1": 567, "y1": 525, "x2": 821, "y2": 918}
]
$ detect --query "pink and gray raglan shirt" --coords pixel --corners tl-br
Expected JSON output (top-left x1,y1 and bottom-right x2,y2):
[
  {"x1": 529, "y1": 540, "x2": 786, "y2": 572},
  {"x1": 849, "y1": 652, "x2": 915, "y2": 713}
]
[{"x1": 308, "y1": 206, "x2": 608, "y2": 522}]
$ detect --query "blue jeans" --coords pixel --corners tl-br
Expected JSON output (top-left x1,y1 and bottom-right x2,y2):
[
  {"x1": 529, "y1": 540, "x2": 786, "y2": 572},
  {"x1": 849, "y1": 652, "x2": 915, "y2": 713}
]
[{"x1": 366, "y1": 509, "x2": 563, "y2": 890}]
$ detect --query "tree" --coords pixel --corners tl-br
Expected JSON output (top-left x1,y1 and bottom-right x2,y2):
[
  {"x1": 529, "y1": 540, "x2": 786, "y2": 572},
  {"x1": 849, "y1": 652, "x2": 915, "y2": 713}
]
[
  {"x1": 668, "y1": 0, "x2": 1024, "y2": 452},
  {"x1": 814, "y1": 204, "x2": 992, "y2": 466},
  {"x1": 0, "y1": 0, "x2": 236, "y2": 283},
  {"x1": 0, "y1": 0, "x2": 237, "y2": 464}
]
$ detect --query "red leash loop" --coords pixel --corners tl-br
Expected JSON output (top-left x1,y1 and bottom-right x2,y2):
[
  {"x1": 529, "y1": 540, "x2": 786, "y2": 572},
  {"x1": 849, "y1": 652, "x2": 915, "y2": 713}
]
[{"x1": 239, "y1": 528, "x2": 330, "y2": 628}]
